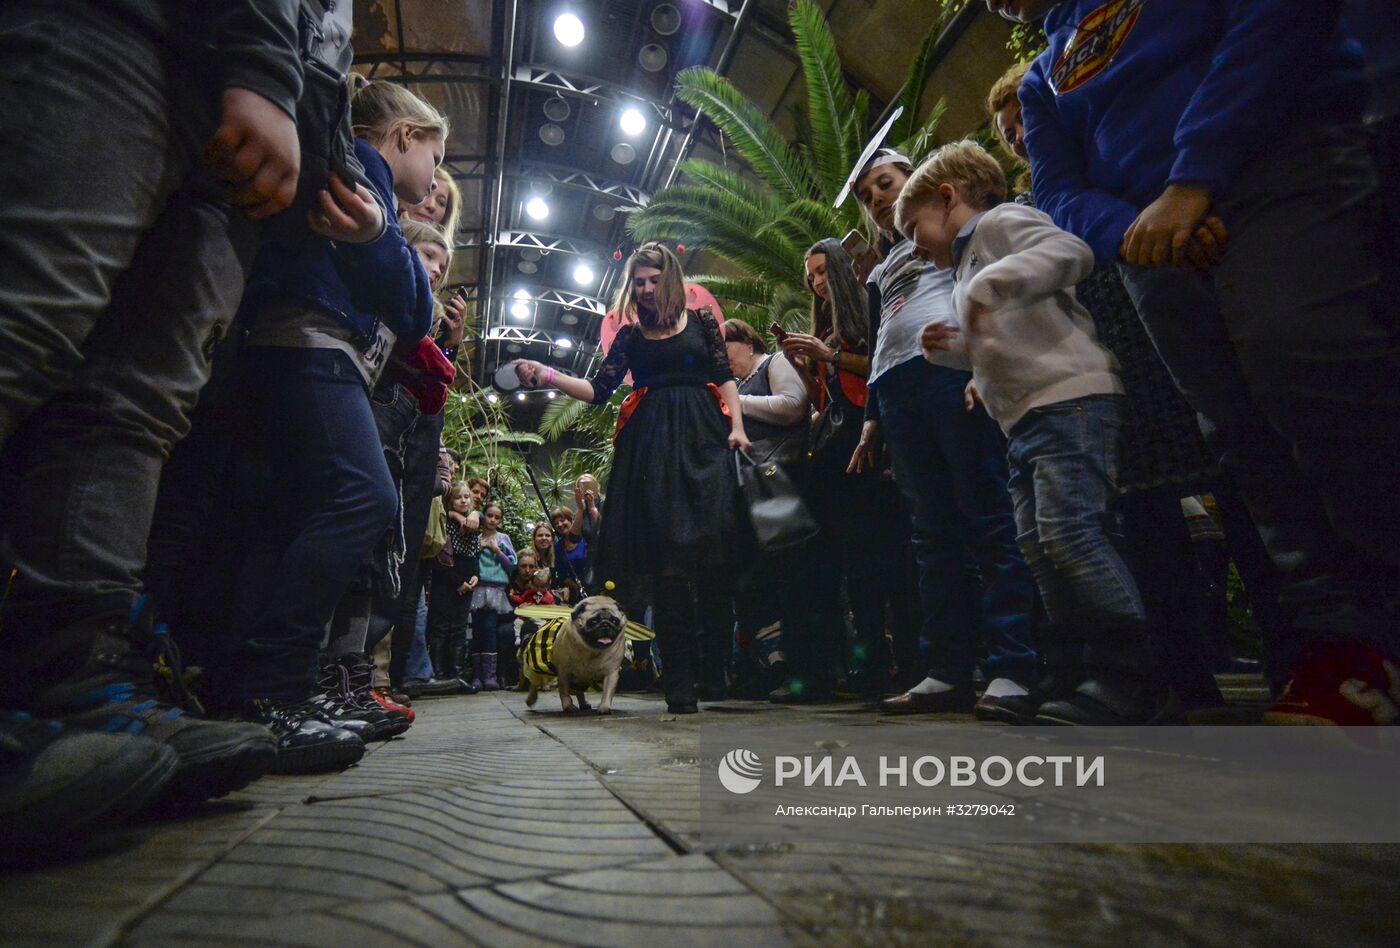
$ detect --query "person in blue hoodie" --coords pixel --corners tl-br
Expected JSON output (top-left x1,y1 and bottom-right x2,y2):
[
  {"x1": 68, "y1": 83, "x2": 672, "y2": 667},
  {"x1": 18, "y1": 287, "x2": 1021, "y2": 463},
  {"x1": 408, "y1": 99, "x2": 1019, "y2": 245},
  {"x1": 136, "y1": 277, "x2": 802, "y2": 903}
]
[
  {"x1": 995, "y1": 0, "x2": 1400, "y2": 726},
  {"x1": 228, "y1": 79, "x2": 443, "y2": 749}
]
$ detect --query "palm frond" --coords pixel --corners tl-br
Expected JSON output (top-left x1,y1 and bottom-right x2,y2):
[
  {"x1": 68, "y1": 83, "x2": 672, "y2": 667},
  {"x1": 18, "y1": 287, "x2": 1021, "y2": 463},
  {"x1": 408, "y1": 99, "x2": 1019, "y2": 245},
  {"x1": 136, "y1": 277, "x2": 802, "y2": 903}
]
[
  {"x1": 895, "y1": 98, "x2": 947, "y2": 163},
  {"x1": 789, "y1": 0, "x2": 855, "y2": 198},
  {"x1": 672, "y1": 160, "x2": 785, "y2": 219},
  {"x1": 675, "y1": 67, "x2": 813, "y2": 201},
  {"x1": 690, "y1": 275, "x2": 773, "y2": 309}
]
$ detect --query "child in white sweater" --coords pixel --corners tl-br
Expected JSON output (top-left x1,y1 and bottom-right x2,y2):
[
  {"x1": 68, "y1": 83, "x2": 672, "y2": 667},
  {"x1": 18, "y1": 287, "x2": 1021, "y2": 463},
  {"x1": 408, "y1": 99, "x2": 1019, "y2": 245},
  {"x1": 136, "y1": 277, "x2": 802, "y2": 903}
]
[{"x1": 893, "y1": 140, "x2": 1177, "y2": 726}]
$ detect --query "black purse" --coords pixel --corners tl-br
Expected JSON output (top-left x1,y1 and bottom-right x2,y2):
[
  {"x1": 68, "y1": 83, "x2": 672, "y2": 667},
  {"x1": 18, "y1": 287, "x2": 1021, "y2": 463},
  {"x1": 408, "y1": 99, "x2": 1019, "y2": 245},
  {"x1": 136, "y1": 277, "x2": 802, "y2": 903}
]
[
  {"x1": 734, "y1": 451, "x2": 820, "y2": 553},
  {"x1": 807, "y1": 368, "x2": 858, "y2": 462}
]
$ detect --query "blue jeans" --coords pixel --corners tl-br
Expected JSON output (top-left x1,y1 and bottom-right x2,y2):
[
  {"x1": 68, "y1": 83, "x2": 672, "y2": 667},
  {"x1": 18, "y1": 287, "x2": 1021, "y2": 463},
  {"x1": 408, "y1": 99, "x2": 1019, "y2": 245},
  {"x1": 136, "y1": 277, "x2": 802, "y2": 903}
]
[
  {"x1": 230, "y1": 347, "x2": 398, "y2": 703},
  {"x1": 874, "y1": 359, "x2": 1036, "y2": 686},
  {"x1": 404, "y1": 586, "x2": 434, "y2": 682},
  {"x1": 1007, "y1": 395, "x2": 1149, "y2": 675},
  {"x1": 1117, "y1": 114, "x2": 1400, "y2": 657}
]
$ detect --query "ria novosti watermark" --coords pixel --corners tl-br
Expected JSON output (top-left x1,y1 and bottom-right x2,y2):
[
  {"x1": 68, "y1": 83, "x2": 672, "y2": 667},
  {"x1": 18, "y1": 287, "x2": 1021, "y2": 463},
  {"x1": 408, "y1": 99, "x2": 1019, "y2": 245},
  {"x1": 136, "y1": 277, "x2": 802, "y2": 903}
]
[{"x1": 700, "y1": 725, "x2": 1400, "y2": 844}]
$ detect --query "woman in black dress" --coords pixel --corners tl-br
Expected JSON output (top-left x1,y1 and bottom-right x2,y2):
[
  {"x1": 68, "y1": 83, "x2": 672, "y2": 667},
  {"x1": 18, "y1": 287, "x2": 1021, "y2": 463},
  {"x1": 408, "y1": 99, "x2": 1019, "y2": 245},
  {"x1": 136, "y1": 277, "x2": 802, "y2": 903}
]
[{"x1": 513, "y1": 243, "x2": 750, "y2": 713}]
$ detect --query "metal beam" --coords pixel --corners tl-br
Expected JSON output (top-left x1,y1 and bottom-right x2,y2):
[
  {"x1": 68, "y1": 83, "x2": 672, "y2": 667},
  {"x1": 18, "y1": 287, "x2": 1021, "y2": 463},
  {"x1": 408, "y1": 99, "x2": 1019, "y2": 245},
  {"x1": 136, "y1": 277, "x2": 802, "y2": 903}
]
[
  {"x1": 462, "y1": 230, "x2": 614, "y2": 261},
  {"x1": 480, "y1": 0, "x2": 520, "y2": 379},
  {"x1": 497, "y1": 288, "x2": 607, "y2": 316},
  {"x1": 511, "y1": 65, "x2": 685, "y2": 131},
  {"x1": 512, "y1": 163, "x2": 649, "y2": 207}
]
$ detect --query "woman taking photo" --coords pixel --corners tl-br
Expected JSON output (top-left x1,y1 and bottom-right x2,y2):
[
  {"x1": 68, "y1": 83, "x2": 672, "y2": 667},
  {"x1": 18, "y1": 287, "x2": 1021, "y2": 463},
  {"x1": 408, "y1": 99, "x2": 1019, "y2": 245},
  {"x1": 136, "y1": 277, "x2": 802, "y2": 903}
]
[
  {"x1": 514, "y1": 242, "x2": 748, "y2": 713},
  {"x1": 780, "y1": 239, "x2": 913, "y2": 697}
]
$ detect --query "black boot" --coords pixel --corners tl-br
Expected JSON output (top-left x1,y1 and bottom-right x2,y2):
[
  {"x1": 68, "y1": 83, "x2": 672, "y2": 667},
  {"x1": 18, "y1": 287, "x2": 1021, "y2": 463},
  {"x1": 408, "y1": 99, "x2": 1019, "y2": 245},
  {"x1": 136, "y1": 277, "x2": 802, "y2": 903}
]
[{"x1": 451, "y1": 639, "x2": 478, "y2": 693}]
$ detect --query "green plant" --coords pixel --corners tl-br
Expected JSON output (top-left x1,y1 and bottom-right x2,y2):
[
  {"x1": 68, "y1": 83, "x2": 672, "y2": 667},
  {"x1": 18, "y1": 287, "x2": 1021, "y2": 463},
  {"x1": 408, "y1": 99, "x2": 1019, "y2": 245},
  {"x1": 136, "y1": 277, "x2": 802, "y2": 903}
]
[{"x1": 627, "y1": 0, "x2": 952, "y2": 349}]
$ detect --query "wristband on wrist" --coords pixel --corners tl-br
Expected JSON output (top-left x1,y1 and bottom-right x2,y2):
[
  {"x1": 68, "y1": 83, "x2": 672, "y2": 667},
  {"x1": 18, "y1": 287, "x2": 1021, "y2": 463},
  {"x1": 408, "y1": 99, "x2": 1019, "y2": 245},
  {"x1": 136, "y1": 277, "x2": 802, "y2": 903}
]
[
  {"x1": 831, "y1": 350, "x2": 841, "y2": 369},
  {"x1": 546, "y1": 367, "x2": 555, "y2": 385}
]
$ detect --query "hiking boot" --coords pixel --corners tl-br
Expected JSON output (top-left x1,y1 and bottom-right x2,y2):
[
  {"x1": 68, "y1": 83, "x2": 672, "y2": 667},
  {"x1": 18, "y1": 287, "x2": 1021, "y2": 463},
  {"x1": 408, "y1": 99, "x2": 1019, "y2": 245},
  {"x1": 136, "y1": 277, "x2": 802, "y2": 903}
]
[
  {"x1": 311, "y1": 661, "x2": 409, "y2": 742},
  {"x1": 1264, "y1": 640, "x2": 1400, "y2": 726},
  {"x1": 25, "y1": 601, "x2": 275, "y2": 803},
  {"x1": 1, "y1": 711, "x2": 178, "y2": 852},
  {"x1": 244, "y1": 700, "x2": 365, "y2": 775},
  {"x1": 336, "y1": 654, "x2": 413, "y2": 732}
]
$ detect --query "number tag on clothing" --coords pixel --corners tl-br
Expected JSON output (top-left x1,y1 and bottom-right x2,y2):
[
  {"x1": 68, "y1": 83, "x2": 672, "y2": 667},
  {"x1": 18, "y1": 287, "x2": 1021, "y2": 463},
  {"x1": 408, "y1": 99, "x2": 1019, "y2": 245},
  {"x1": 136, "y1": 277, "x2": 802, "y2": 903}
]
[{"x1": 361, "y1": 321, "x2": 397, "y2": 387}]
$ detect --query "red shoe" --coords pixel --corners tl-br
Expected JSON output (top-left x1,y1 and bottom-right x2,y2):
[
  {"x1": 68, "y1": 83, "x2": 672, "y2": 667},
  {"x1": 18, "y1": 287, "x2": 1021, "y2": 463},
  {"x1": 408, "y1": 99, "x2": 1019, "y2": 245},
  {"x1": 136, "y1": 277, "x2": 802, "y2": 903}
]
[
  {"x1": 1264, "y1": 640, "x2": 1400, "y2": 726},
  {"x1": 370, "y1": 687, "x2": 416, "y2": 724}
]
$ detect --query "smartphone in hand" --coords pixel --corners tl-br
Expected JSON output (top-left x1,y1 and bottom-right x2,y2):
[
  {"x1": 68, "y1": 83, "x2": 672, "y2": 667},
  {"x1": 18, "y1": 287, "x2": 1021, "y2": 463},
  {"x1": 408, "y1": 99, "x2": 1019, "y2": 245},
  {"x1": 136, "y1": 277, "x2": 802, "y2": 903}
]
[
  {"x1": 770, "y1": 321, "x2": 787, "y2": 342},
  {"x1": 841, "y1": 228, "x2": 872, "y2": 259}
]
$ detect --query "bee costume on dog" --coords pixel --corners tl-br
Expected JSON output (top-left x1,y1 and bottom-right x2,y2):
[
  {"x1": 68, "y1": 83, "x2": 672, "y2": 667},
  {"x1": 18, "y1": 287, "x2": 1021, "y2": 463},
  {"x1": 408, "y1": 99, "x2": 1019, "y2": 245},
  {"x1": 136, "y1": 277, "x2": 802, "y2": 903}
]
[{"x1": 516, "y1": 593, "x2": 655, "y2": 708}]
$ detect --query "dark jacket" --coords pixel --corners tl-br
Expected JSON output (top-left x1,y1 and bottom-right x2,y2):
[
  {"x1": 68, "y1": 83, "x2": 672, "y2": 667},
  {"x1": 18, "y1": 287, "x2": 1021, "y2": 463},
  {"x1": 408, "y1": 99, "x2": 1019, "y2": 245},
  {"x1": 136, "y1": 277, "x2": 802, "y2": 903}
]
[
  {"x1": 103, "y1": 1, "x2": 303, "y2": 120},
  {"x1": 238, "y1": 138, "x2": 436, "y2": 349},
  {"x1": 1022, "y1": 0, "x2": 1364, "y2": 262}
]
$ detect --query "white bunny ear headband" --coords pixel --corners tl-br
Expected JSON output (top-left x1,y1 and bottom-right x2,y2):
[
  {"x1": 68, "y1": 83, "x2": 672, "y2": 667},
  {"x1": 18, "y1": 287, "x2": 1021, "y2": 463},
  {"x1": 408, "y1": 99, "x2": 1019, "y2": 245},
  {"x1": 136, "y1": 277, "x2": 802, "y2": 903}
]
[{"x1": 834, "y1": 105, "x2": 908, "y2": 208}]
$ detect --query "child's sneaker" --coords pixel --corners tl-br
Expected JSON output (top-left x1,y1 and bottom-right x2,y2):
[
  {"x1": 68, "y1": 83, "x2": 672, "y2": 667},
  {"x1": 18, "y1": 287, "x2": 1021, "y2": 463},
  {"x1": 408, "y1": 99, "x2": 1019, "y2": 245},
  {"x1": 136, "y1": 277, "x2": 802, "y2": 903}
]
[
  {"x1": 1263, "y1": 640, "x2": 1400, "y2": 726},
  {"x1": 25, "y1": 601, "x2": 276, "y2": 804},
  {"x1": 243, "y1": 700, "x2": 365, "y2": 775},
  {"x1": 370, "y1": 686, "x2": 415, "y2": 723},
  {"x1": 1, "y1": 711, "x2": 178, "y2": 852}
]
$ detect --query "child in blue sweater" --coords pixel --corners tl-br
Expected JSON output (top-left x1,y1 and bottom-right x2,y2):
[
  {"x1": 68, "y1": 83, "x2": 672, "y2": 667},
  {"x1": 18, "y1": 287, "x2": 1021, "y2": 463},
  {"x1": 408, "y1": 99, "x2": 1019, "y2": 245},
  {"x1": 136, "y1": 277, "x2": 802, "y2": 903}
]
[
  {"x1": 230, "y1": 80, "x2": 444, "y2": 724},
  {"x1": 996, "y1": 0, "x2": 1400, "y2": 725}
]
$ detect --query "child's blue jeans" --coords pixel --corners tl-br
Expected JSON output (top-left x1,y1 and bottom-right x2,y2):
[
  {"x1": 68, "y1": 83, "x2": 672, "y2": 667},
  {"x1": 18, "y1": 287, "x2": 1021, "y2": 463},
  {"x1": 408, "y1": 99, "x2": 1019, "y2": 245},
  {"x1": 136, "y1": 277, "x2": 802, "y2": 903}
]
[{"x1": 1006, "y1": 395, "x2": 1149, "y2": 676}]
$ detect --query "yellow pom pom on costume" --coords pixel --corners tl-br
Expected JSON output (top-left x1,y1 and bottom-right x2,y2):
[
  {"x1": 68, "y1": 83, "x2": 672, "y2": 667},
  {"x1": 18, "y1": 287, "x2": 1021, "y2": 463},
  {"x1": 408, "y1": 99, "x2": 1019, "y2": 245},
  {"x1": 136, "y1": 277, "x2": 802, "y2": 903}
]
[{"x1": 604, "y1": 581, "x2": 616, "y2": 592}]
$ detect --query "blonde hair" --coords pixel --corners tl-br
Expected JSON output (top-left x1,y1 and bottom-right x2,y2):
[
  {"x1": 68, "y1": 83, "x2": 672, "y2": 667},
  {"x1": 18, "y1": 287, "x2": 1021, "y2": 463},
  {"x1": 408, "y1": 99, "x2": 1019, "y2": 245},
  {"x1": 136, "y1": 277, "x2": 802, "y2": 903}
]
[
  {"x1": 445, "y1": 480, "x2": 474, "y2": 510},
  {"x1": 894, "y1": 140, "x2": 1007, "y2": 234},
  {"x1": 401, "y1": 218, "x2": 452, "y2": 271},
  {"x1": 351, "y1": 81, "x2": 449, "y2": 147},
  {"x1": 432, "y1": 168, "x2": 463, "y2": 240},
  {"x1": 611, "y1": 242, "x2": 687, "y2": 331}
]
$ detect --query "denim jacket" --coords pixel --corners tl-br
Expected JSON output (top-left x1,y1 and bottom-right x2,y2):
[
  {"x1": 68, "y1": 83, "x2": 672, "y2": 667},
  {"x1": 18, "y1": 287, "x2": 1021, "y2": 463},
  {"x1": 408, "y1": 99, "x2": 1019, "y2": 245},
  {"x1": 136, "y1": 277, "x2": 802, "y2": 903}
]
[{"x1": 238, "y1": 138, "x2": 435, "y2": 350}]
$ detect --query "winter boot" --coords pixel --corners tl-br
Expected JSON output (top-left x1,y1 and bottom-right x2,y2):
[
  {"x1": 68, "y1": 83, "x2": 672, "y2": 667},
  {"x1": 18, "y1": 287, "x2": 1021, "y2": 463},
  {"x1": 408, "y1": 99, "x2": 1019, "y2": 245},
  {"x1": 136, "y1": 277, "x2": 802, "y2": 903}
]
[
  {"x1": 469, "y1": 653, "x2": 485, "y2": 692},
  {"x1": 480, "y1": 653, "x2": 500, "y2": 691}
]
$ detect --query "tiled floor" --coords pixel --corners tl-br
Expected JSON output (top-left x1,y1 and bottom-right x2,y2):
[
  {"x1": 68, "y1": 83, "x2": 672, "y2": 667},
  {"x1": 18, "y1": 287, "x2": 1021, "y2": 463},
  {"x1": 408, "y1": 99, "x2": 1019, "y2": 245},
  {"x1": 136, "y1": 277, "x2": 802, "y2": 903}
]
[{"x1": 4, "y1": 690, "x2": 1398, "y2": 947}]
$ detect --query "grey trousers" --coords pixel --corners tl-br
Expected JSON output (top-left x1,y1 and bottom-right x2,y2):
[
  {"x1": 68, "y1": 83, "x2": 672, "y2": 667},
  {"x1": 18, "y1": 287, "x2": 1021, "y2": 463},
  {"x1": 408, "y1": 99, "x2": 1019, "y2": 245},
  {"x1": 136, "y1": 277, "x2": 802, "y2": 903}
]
[
  {"x1": 0, "y1": 1, "x2": 257, "y2": 640},
  {"x1": 1118, "y1": 115, "x2": 1400, "y2": 659}
]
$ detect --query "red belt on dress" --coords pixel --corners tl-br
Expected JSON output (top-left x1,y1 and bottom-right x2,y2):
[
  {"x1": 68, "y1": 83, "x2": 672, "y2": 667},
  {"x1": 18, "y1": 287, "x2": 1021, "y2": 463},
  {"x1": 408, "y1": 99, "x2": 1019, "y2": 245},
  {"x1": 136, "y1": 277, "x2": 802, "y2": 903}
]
[{"x1": 614, "y1": 382, "x2": 731, "y2": 444}]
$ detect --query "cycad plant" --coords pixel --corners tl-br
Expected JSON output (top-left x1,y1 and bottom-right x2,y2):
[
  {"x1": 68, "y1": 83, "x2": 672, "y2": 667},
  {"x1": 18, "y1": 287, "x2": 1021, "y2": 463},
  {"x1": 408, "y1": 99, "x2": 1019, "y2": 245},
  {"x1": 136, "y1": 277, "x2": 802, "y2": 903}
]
[{"x1": 627, "y1": 0, "x2": 952, "y2": 334}]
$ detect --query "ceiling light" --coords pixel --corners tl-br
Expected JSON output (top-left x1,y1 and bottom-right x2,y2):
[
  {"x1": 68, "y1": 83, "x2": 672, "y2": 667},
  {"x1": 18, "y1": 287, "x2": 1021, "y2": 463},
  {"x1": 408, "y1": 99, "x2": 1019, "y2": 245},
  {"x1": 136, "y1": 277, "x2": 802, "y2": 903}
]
[
  {"x1": 517, "y1": 260, "x2": 538, "y2": 273},
  {"x1": 651, "y1": 4, "x2": 681, "y2": 35},
  {"x1": 525, "y1": 197, "x2": 550, "y2": 221},
  {"x1": 639, "y1": 44, "x2": 668, "y2": 72},
  {"x1": 547, "y1": 390, "x2": 557, "y2": 399},
  {"x1": 543, "y1": 96, "x2": 571, "y2": 122},
  {"x1": 561, "y1": 312, "x2": 579, "y2": 325},
  {"x1": 553, "y1": 13, "x2": 585, "y2": 47},
  {"x1": 573, "y1": 263, "x2": 595, "y2": 285},
  {"x1": 539, "y1": 123, "x2": 565, "y2": 146},
  {"x1": 619, "y1": 108, "x2": 647, "y2": 136},
  {"x1": 592, "y1": 204, "x2": 617, "y2": 221},
  {"x1": 516, "y1": 391, "x2": 529, "y2": 401},
  {"x1": 513, "y1": 288, "x2": 531, "y2": 300},
  {"x1": 555, "y1": 337, "x2": 574, "y2": 348},
  {"x1": 610, "y1": 142, "x2": 636, "y2": 165},
  {"x1": 511, "y1": 302, "x2": 530, "y2": 319}
]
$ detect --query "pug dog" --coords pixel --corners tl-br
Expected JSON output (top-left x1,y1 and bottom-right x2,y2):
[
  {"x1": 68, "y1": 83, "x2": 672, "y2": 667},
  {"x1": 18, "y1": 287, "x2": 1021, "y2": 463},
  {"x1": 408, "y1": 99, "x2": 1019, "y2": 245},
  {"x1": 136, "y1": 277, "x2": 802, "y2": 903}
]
[{"x1": 527, "y1": 595, "x2": 628, "y2": 715}]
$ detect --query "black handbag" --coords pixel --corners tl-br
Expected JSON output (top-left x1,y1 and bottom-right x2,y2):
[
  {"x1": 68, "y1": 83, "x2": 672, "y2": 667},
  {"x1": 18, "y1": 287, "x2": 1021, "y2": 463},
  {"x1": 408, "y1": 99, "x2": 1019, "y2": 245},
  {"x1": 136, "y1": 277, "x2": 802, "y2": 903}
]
[
  {"x1": 807, "y1": 369, "x2": 858, "y2": 462},
  {"x1": 734, "y1": 451, "x2": 821, "y2": 553}
]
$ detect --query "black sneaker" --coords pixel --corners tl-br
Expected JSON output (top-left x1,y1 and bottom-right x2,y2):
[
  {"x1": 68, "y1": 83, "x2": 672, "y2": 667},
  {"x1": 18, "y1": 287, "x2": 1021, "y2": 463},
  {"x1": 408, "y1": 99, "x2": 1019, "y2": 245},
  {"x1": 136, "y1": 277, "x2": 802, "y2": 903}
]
[
  {"x1": 27, "y1": 601, "x2": 276, "y2": 803},
  {"x1": 1035, "y1": 676, "x2": 1184, "y2": 726},
  {"x1": 244, "y1": 700, "x2": 365, "y2": 774},
  {"x1": 1, "y1": 711, "x2": 178, "y2": 852},
  {"x1": 312, "y1": 659, "x2": 410, "y2": 742}
]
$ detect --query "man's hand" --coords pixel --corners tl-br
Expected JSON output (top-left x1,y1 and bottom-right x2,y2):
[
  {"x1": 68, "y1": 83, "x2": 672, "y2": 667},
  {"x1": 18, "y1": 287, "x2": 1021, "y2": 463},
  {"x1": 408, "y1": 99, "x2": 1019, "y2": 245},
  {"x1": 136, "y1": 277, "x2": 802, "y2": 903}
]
[
  {"x1": 1121, "y1": 184, "x2": 1213, "y2": 268},
  {"x1": 920, "y1": 321, "x2": 959, "y2": 360},
  {"x1": 847, "y1": 420, "x2": 880, "y2": 474},
  {"x1": 203, "y1": 88, "x2": 300, "y2": 220},
  {"x1": 309, "y1": 173, "x2": 384, "y2": 243}
]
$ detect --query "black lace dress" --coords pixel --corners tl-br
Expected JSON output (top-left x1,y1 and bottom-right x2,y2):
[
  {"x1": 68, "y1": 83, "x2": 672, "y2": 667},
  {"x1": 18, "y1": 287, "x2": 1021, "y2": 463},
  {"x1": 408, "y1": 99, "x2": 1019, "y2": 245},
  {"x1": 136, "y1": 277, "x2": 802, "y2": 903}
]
[{"x1": 587, "y1": 309, "x2": 745, "y2": 591}]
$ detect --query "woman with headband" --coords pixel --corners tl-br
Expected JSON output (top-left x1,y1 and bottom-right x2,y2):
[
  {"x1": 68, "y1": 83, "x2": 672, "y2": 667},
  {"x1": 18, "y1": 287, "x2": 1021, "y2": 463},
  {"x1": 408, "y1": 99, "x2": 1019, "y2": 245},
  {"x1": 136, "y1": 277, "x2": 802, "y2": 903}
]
[{"x1": 513, "y1": 242, "x2": 748, "y2": 714}]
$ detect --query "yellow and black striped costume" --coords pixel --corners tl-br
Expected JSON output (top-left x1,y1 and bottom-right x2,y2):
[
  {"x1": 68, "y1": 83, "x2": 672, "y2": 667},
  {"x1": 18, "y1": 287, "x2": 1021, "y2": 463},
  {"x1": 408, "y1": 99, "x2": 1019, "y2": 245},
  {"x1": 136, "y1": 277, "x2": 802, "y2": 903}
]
[{"x1": 519, "y1": 624, "x2": 562, "y2": 680}]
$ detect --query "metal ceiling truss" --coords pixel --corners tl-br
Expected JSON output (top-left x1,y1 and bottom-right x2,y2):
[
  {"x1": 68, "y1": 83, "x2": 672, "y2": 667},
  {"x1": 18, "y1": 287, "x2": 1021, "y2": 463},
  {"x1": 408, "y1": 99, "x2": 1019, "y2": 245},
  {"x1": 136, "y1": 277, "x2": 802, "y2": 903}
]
[
  {"x1": 511, "y1": 65, "x2": 685, "y2": 131},
  {"x1": 503, "y1": 288, "x2": 607, "y2": 316},
  {"x1": 485, "y1": 325, "x2": 596, "y2": 354},
  {"x1": 513, "y1": 163, "x2": 649, "y2": 207},
  {"x1": 463, "y1": 230, "x2": 614, "y2": 261}
]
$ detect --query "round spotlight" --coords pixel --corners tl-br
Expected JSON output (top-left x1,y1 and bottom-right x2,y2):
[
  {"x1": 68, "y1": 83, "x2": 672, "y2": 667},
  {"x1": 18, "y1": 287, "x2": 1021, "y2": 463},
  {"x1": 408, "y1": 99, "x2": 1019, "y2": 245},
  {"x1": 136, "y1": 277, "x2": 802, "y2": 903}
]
[
  {"x1": 555, "y1": 337, "x2": 574, "y2": 349},
  {"x1": 512, "y1": 288, "x2": 531, "y2": 300},
  {"x1": 486, "y1": 392, "x2": 499, "y2": 404},
  {"x1": 553, "y1": 13, "x2": 585, "y2": 47},
  {"x1": 507, "y1": 343, "x2": 522, "y2": 353},
  {"x1": 521, "y1": 248, "x2": 542, "y2": 261},
  {"x1": 516, "y1": 391, "x2": 528, "y2": 401},
  {"x1": 651, "y1": 3, "x2": 681, "y2": 35},
  {"x1": 561, "y1": 312, "x2": 579, "y2": 325},
  {"x1": 610, "y1": 142, "x2": 636, "y2": 165},
  {"x1": 525, "y1": 197, "x2": 550, "y2": 221},
  {"x1": 638, "y1": 44, "x2": 668, "y2": 72},
  {"x1": 573, "y1": 263, "x2": 595, "y2": 285},
  {"x1": 539, "y1": 123, "x2": 565, "y2": 146},
  {"x1": 547, "y1": 390, "x2": 557, "y2": 399},
  {"x1": 619, "y1": 107, "x2": 647, "y2": 136},
  {"x1": 592, "y1": 204, "x2": 617, "y2": 222},
  {"x1": 517, "y1": 260, "x2": 538, "y2": 274},
  {"x1": 543, "y1": 96, "x2": 571, "y2": 122},
  {"x1": 510, "y1": 302, "x2": 530, "y2": 319}
]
